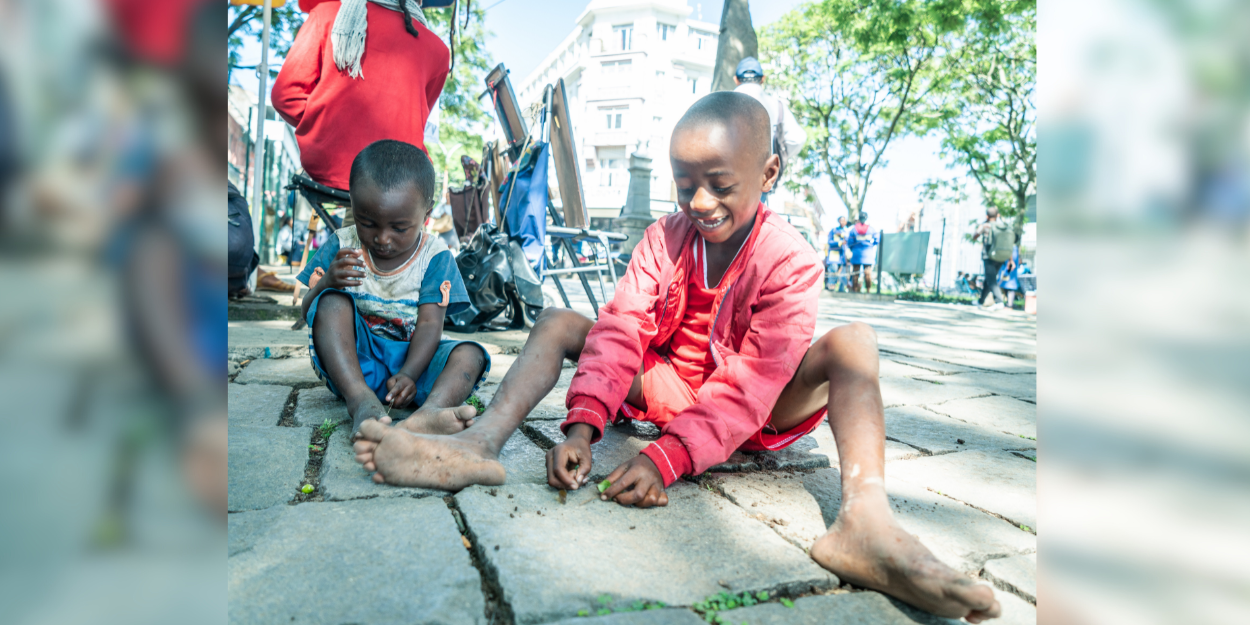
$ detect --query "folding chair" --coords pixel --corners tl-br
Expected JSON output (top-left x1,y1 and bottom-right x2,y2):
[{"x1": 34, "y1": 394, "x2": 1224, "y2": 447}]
[{"x1": 535, "y1": 79, "x2": 627, "y2": 316}]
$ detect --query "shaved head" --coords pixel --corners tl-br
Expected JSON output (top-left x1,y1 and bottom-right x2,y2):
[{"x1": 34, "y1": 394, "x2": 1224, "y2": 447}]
[{"x1": 673, "y1": 91, "x2": 772, "y2": 166}]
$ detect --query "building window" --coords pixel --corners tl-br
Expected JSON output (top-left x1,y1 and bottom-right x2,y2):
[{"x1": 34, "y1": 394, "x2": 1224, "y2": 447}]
[
  {"x1": 600, "y1": 105, "x2": 627, "y2": 130},
  {"x1": 599, "y1": 158, "x2": 627, "y2": 187},
  {"x1": 613, "y1": 24, "x2": 633, "y2": 51},
  {"x1": 602, "y1": 60, "x2": 632, "y2": 74},
  {"x1": 689, "y1": 77, "x2": 699, "y2": 94},
  {"x1": 656, "y1": 23, "x2": 674, "y2": 41},
  {"x1": 691, "y1": 28, "x2": 715, "y2": 50}
]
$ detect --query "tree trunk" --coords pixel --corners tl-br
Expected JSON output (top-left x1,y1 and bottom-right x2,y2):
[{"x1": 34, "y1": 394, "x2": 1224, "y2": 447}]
[{"x1": 711, "y1": 0, "x2": 757, "y2": 93}]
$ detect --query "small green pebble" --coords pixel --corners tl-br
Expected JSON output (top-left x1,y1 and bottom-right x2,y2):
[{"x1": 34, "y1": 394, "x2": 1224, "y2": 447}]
[
  {"x1": 301, "y1": 484, "x2": 314, "y2": 494},
  {"x1": 598, "y1": 479, "x2": 612, "y2": 493}
]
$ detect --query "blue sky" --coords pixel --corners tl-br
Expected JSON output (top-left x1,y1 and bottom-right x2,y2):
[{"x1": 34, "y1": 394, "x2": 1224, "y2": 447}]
[{"x1": 232, "y1": 0, "x2": 962, "y2": 232}]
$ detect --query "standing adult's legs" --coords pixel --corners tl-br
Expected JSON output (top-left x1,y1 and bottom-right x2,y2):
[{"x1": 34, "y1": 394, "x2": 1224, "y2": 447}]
[
  {"x1": 980, "y1": 258, "x2": 1004, "y2": 305},
  {"x1": 767, "y1": 323, "x2": 1001, "y2": 622},
  {"x1": 351, "y1": 308, "x2": 595, "y2": 490}
]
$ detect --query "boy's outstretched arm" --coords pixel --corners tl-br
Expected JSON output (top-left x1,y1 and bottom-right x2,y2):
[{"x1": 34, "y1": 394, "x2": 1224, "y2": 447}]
[{"x1": 385, "y1": 303, "x2": 445, "y2": 408}]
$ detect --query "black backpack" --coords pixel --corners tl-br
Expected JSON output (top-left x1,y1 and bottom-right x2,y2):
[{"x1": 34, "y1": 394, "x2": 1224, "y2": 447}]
[
  {"x1": 228, "y1": 182, "x2": 258, "y2": 293},
  {"x1": 444, "y1": 223, "x2": 544, "y2": 332}
]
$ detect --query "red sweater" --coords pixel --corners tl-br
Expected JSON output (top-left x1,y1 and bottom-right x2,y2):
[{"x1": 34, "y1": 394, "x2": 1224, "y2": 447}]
[{"x1": 272, "y1": 1, "x2": 449, "y2": 190}]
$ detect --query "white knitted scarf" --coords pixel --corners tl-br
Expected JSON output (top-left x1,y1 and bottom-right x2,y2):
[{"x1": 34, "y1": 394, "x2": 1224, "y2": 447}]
[{"x1": 332, "y1": 0, "x2": 428, "y2": 79}]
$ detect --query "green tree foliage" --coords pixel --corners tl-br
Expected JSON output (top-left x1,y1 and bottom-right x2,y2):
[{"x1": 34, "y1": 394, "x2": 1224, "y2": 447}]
[
  {"x1": 228, "y1": 3, "x2": 306, "y2": 79},
  {"x1": 423, "y1": 2, "x2": 493, "y2": 188},
  {"x1": 934, "y1": 3, "x2": 1035, "y2": 218},
  {"x1": 228, "y1": 3, "x2": 494, "y2": 189},
  {"x1": 760, "y1": 0, "x2": 965, "y2": 221}
]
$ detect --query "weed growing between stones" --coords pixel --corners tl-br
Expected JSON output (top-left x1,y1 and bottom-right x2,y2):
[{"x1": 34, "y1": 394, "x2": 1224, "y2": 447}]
[
  {"x1": 317, "y1": 418, "x2": 338, "y2": 438},
  {"x1": 291, "y1": 412, "x2": 332, "y2": 503},
  {"x1": 466, "y1": 394, "x2": 486, "y2": 415},
  {"x1": 575, "y1": 595, "x2": 667, "y2": 617}
]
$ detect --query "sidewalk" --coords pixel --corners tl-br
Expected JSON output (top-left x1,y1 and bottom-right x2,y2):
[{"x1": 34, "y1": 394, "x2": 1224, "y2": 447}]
[{"x1": 227, "y1": 293, "x2": 1037, "y2": 625}]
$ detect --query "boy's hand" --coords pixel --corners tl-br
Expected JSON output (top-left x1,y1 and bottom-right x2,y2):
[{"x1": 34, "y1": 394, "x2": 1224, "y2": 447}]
[
  {"x1": 601, "y1": 455, "x2": 669, "y2": 508},
  {"x1": 385, "y1": 373, "x2": 417, "y2": 409},
  {"x1": 324, "y1": 249, "x2": 366, "y2": 290},
  {"x1": 547, "y1": 423, "x2": 593, "y2": 490}
]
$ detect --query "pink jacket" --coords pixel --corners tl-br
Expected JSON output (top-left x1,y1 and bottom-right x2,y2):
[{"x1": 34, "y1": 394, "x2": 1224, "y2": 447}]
[{"x1": 562, "y1": 205, "x2": 823, "y2": 485}]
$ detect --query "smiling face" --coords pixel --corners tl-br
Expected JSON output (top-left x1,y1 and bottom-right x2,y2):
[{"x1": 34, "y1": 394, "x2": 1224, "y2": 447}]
[
  {"x1": 670, "y1": 121, "x2": 779, "y2": 246},
  {"x1": 350, "y1": 180, "x2": 429, "y2": 261}
]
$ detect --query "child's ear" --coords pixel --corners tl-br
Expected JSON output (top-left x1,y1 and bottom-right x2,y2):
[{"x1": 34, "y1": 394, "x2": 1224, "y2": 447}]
[{"x1": 761, "y1": 154, "x2": 781, "y2": 193}]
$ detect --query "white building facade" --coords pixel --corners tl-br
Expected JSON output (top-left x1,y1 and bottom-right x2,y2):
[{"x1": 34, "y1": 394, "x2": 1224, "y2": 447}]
[{"x1": 515, "y1": 0, "x2": 720, "y2": 223}]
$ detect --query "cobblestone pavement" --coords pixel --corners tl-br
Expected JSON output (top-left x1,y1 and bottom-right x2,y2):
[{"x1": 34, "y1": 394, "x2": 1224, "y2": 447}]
[{"x1": 228, "y1": 291, "x2": 1037, "y2": 624}]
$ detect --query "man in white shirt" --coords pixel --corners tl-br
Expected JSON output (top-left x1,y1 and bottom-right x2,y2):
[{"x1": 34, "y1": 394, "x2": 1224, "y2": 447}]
[{"x1": 732, "y1": 57, "x2": 807, "y2": 204}]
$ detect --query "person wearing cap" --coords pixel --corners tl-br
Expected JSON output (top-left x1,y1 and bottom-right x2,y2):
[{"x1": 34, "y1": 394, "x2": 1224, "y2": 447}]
[{"x1": 732, "y1": 57, "x2": 807, "y2": 203}]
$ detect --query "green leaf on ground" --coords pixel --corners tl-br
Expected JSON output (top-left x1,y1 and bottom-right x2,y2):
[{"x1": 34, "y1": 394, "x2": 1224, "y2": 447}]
[
  {"x1": 756, "y1": 591, "x2": 769, "y2": 601},
  {"x1": 577, "y1": 610, "x2": 589, "y2": 617},
  {"x1": 597, "y1": 594, "x2": 613, "y2": 605},
  {"x1": 781, "y1": 598, "x2": 795, "y2": 608}
]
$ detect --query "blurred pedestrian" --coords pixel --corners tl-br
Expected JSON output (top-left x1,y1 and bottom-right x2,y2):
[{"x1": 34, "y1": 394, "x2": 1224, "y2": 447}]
[
  {"x1": 277, "y1": 215, "x2": 294, "y2": 264},
  {"x1": 971, "y1": 206, "x2": 1021, "y2": 311},
  {"x1": 732, "y1": 57, "x2": 806, "y2": 205},
  {"x1": 846, "y1": 212, "x2": 879, "y2": 292},
  {"x1": 825, "y1": 215, "x2": 849, "y2": 291}
]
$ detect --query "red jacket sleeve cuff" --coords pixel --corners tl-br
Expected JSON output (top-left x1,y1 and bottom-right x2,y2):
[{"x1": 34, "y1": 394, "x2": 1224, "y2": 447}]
[
  {"x1": 561, "y1": 396, "x2": 609, "y2": 444},
  {"x1": 641, "y1": 435, "x2": 694, "y2": 487}
]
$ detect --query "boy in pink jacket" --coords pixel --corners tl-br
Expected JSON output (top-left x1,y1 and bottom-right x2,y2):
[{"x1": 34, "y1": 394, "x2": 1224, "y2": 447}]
[{"x1": 352, "y1": 93, "x2": 1000, "y2": 622}]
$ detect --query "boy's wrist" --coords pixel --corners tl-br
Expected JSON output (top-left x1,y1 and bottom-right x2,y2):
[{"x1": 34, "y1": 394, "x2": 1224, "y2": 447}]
[{"x1": 565, "y1": 423, "x2": 595, "y2": 442}]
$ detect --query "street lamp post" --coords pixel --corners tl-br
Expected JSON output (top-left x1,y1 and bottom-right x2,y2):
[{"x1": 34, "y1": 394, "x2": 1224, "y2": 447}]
[{"x1": 249, "y1": 0, "x2": 274, "y2": 288}]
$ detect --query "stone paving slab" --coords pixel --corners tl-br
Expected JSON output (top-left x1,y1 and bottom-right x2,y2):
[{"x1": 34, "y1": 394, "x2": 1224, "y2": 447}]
[
  {"x1": 809, "y1": 422, "x2": 923, "y2": 466},
  {"x1": 885, "y1": 406, "x2": 1035, "y2": 456},
  {"x1": 227, "y1": 425, "x2": 310, "y2": 512},
  {"x1": 878, "y1": 359, "x2": 943, "y2": 379},
  {"x1": 227, "y1": 320, "x2": 309, "y2": 360},
  {"x1": 797, "y1": 468, "x2": 1035, "y2": 574},
  {"x1": 292, "y1": 386, "x2": 349, "y2": 427},
  {"x1": 547, "y1": 610, "x2": 705, "y2": 625},
  {"x1": 712, "y1": 472, "x2": 830, "y2": 549},
  {"x1": 228, "y1": 498, "x2": 485, "y2": 625},
  {"x1": 717, "y1": 591, "x2": 940, "y2": 624},
  {"x1": 916, "y1": 372, "x2": 1036, "y2": 403},
  {"x1": 318, "y1": 429, "x2": 441, "y2": 501},
  {"x1": 880, "y1": 355, "x2": 974, "y2": 376},
  {"x1": 887, "y1": 451, "x2": 1037, "y2": 531},
  {"x1": 925, "y1": 395, "x2": 1036, "y2": 439},
  {"x1": 877, "y1": 339, "x2": 1035, "y2": 375},
  {"x1": 234, "y1": 357, "x2": 321, "y2": 388},
  {"x1": 227, "y1": 505, "x2": 285, "y2": 557},
  {"x1": 880, "y1": 376, "x2": 991, "y2": 408},
  {"x1": 456, "y1": 482, "x2": 837, "y2": 624},
  {"x1": 227, "y1": 384, "x2": 292, "y2": 427},
  {"x1": 524, "y1": 419, "x2": 829, "y2": 478},
  {"x1": 500, "y1": 429, "x2": 550, "y2": 485},
  {"x1": 983, "y1": 553, "x2": 1036, "y2": 604},
  {"x1": 991, "y1": 585, "x2": 1038, "y2": 625}
]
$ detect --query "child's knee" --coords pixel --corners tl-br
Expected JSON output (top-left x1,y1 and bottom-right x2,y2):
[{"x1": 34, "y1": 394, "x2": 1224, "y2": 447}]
[
  {"x1": 449, "y1": 342, "x2": 488, "y2": 374},
  {"x1": 814, "y1": 322, "x2": 878, "y2": 359}
]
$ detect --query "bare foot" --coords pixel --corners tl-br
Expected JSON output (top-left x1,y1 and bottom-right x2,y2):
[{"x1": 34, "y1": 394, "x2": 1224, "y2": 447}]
[
  {"x1": 345, "y1": 395, "x2": 389, "y2": 439},
  {"x1": 809, "y1": 487, "x2": 1001, "y2": 623},
  {"x1": 394, "y1": 405, "x2": 477, "y2": 435},
  {"x1": 351, "y1": 419, "x2": 505, "y2": 490}
]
